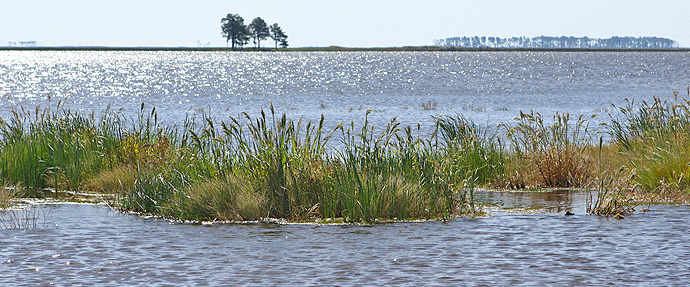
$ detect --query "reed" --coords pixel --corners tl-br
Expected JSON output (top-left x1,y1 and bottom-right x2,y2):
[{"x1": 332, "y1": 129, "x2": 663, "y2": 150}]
[
  {"x1": 132, "y1": 104, "x2": 337, "y2": 220},
  {"x1": 586, "y1": 171, "x2": 636, "y2": 218},
  {"x1": 586, "y1": 137, "x2": 637, "y2": 218},
  {"x1": 9, "y1": 91, "x2": 690, "y2": 221},
  {"x1": 328, "y1": 112, "x2": 493, "y2": 222},
  {"x1": 0, "y1": 205, "x2": 47, "y2": 229},
  {"x1": 334, "y1": 113, "x2": 414, "y2": 222},
  {"x1": 163, "y1": 108, "x2": 489, "y2": 222},
  {"x1": 0, "y1": 181, "x2": 20, "y2": 209},
  {"x1": 420, "y1": 100, "x2": 438, "y2": 110},
  {"x1": 606, "y1": 88, "x2": 690, "y2": 201},
  {"x1": 221, "y1": 105, "x2": 330, "y2": 218},
  {"x1": 609, "y1": 91, "x2": 690, "y2": 150},
  {"x1": 435, "y1": 114, "x2": 504, "y2": 185},
  {"x1": 505, "y1": 111, "x2": 595, "y2": 188},
  {"x1": 631, "y1": 131, "x2": 690, "y2": 192},
  {"x1": 0, "y1": 101, "x2": 115, "y2": 193}
]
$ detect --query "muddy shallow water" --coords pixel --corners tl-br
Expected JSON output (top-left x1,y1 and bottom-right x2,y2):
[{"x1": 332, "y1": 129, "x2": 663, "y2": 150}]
[{"x1": 2, "y1": 191, "x2": 689, "y2": 286}]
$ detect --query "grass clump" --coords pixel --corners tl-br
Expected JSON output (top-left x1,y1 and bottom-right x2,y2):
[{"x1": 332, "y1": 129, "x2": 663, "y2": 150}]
[
  {"x1": 0, "y1": 102, "x2": 106, "y2": 193},
  {"x1": 118, "y1": 108, "x2": 494, "y2": 222},
  {"x1": 420, "y1": 100, "x2": 438, "y2": 110},
  {"x1": 0, "y1": 181, "x2": 20, "y2": 209},
  {"x1": 504, "y1": 111, "x2": 594, "y2": 188},
  {"x1": 611, "y1": 92, "x2": 690, "y2": 196},
  {"x1": 586, "y1": 137, "x2": 637, "y2": 218},
  {"x1": 584, "y1": 88, "x2": 690, "y2": 216},
  {"x1": 4, "y1": 89, "x2": 690, "y2": 221},
  {"x1": 172, "y1": 175, "x2": 266, "y2": 221}
]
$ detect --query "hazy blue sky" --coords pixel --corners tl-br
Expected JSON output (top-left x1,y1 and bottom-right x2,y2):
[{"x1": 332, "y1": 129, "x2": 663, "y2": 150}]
[{"x1": 2, "y1": 0, "x2": 690, "y2": 47}]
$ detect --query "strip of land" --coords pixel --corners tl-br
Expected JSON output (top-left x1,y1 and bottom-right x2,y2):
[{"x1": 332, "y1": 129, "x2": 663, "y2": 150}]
[{"x1": 2, "y1": 46, "x2": 690, "y2": 52}]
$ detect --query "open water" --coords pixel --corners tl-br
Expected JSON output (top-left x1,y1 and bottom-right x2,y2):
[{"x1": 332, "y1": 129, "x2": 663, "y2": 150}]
[
  {"x1": 1, "y1": 51, "x2": 689, "y2": 133},
  {"x1": 1, "y1": 199, "x2": 689, "y2": 286},
  {"x1": 1, "y1": 51, "x2": 690, "y2": 285}
]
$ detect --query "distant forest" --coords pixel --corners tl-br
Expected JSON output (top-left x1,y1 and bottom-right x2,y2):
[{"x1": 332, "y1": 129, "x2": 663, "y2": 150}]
[{"x1": 434, "y1": 36, "x2": 679, "y2": 49}]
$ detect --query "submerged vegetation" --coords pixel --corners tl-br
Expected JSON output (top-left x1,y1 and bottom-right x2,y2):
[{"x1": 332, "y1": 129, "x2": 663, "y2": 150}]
[{"x1": 1, "y1": 89, "x2": 690, "y2": 221}]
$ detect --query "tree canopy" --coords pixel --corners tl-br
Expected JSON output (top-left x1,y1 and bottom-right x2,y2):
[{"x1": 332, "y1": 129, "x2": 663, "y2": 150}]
[
  {"x1": 434, "y1": 35, "x2": 679, "y2": 49},
  {"x1": 221, "y1": 14, "x2": 249, "y2": 50},
  {"x1": 222, "y1": 14, "x2": 288, "y2": 50},
  {"x1": 248, "y1": 17, "x2": 270, "y2": 49},
  {"x1": 270, "y1": 23, "x2": 288, "y2": 50}
]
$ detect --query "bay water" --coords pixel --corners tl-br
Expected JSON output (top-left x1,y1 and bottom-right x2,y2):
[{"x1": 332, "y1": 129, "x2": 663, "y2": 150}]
[{"x1": 1, "y1": 51, "x2": 689, "y2": 285}]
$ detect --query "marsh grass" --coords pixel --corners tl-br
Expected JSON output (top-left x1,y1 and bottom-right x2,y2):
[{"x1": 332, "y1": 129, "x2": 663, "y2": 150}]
[
  {"x1": 631, "y1": 131, "x2": 690, "y2": 192},
  {"x1": 5, "y1": 90, "x2": 690, "y2": 221},
  {"x1": 587, "y1": 137, "x2": 637, "y2": 217},
  {"x1": 587, "y1": 173, "x2": 636, "y2": 218},
  {"x1": 121, "y1": 166, "x2": 191, "y2": 214},
  {"x1": 171, "y1": 175, "x2": 266, "y2": 221},
  {"x1": 160, "y1": 109, "x2": 492, "y2": 222},
  {"x1": 436, "y1": 114, "x2": 504, "y2": 185},
  {"x1": 609, "y1": 92, "x2": 690, "y2": 150},
  {"x1": 495, "y1": 154, "x2": 532, "y2": 189},
  {"x1": 0, "y1": 181, "x2": 20, "y2": 209},
  {"x1": 0, "y1": 101, "x2": 117, "y2": 193},
  {"x1": 420, "y1": 100, "x2": 438, "y2": 110},
  {"x1": 606, "y1": 88, "x2": 690, "y2": 202},
  {"x1": 0, "y1": 205, "x2": 47, "y2": 229},
  {"x1": 84, "y1": 165, "x2": 137, "y2": 194},
  {"x1": 505, "y1": 111, "x2": 595, "y2": 188},
  {"x1": 334, "y1": 113, "x2": 436, "y2": 221}
]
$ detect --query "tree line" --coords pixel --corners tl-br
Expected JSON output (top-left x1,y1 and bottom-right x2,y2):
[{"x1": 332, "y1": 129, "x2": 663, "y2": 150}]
[
  {"x1": 434, "y1": 36, "x2": 679, "y2": 49},
  {"x1": 221, "y1": 14, "x2": 288, "y2": 50}
]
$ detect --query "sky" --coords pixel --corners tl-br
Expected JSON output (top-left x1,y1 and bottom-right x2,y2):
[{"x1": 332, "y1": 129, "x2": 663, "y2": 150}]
[{"x1": 2, "y1": 0, "x2": 690, "y2": 48}]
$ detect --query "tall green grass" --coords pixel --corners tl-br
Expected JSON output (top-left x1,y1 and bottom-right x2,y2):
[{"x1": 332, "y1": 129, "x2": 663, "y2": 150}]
[
  {"x1": 608, "y1": 89, "x2": 690, "y2": 198},
  {"x1": 0, "y1": 102, "x2": 103, "y2": 193},
  {"x1": 0, "y1": 101, "x2": 178, "y2": 196},
  {"x1": 4, "y1": 90, "x2": 690, "y2": 221},
  {"x1": 118, "y1": 108, "x2": 494, "y2": 222}
]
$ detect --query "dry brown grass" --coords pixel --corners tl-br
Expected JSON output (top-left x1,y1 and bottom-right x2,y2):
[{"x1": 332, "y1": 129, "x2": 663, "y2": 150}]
[
  {"x1": 504, "y1": 111, "x2": 595, "y2": 189},
  {"x1": 0, "y1": 181, "x2": 20, "y2": 209},
  {"x1": 628, "y1": 183, "x2": 690, "y2": 204},
  {"x1": 83, "y1": 165, "x2": 137, "y2": 194},
  {"x1": 493, "y1": 148, "x2": 594, "y2": 189},
  {"x1": 532, "y1": 146, "x2": 593, "y2": 188}
]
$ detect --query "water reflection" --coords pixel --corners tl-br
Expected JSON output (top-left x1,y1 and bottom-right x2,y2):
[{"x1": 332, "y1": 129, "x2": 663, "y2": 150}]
[{"x1": 476, "y1": 189, "x2": 591, "y2": 215}]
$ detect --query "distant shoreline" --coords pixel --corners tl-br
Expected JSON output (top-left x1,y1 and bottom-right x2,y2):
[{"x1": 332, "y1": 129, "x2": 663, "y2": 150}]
[{"x1": 1, "y1": 46, "x2": 689, "y2": 52}]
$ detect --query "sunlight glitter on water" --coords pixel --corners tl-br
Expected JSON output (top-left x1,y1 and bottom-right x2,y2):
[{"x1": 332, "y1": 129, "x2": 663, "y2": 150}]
[
  {"x1": 2, "y1": 51, "x2": 690, "y2": 284},
  {"x1": 2, "y1": 51, "x2": 688, "y2": 136}
]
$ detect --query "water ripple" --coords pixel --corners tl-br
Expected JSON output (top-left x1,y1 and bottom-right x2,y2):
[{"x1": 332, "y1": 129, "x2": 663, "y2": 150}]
[
  {"x1": 2, "y1": 204, "x2": 689, "y2": 285},
  {"x1": 2, "y1": 51, "x2": 688, "y2": 135}
]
